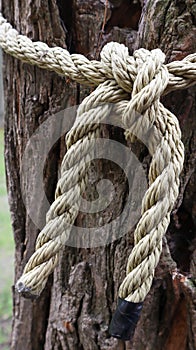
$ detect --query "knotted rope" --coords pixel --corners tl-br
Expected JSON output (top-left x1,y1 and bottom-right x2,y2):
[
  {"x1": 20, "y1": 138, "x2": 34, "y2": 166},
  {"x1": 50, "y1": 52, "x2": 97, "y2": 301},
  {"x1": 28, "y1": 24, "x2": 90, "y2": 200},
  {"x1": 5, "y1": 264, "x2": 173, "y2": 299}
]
[{"x1": 0, "y1": 14, "x2": 195, "y2": 305}]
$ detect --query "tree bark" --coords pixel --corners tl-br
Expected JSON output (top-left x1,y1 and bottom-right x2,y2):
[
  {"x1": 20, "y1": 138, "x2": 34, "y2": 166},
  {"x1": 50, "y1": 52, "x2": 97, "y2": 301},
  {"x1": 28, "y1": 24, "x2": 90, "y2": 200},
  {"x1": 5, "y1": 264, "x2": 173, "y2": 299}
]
[{"x1": 1, "y1": 0, "x2": 196, "y2": 349}]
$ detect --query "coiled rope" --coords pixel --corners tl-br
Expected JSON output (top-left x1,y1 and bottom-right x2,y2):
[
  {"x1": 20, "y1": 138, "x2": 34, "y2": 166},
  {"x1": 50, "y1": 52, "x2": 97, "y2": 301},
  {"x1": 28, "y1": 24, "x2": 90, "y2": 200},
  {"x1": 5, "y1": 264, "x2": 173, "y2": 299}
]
[{"x1": 0, "y1": 14, "x2": 195, "y2": 303}]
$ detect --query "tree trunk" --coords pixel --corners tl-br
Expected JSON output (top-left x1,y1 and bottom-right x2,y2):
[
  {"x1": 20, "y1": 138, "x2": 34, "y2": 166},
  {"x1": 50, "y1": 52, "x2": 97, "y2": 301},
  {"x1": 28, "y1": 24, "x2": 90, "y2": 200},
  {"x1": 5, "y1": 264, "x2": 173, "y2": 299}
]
[
  {"x1": 1, "y1": 0, "x2": 196, "y2": 349},
  {"x1": 0, "y1": 49, "x2": 3, "y2": 127}
]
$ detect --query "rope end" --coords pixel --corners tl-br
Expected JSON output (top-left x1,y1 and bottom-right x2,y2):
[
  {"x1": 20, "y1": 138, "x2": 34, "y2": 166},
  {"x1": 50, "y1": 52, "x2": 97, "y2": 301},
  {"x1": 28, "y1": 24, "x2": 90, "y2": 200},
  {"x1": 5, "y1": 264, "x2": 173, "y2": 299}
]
[
  {"x1": 16, "y1": 281, "x2": 39, "y2": 300},
  {"x1": 109, "y1": 298, "x2": 143, "y2": 341}
]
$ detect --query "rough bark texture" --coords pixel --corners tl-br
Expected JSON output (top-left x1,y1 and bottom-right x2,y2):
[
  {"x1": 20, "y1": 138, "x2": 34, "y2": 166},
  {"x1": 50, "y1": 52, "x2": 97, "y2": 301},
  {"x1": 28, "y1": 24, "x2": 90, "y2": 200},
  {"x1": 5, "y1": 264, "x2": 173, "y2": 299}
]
[{"x1": 1, "y1": 0, "x2": 196, "y2": 349}]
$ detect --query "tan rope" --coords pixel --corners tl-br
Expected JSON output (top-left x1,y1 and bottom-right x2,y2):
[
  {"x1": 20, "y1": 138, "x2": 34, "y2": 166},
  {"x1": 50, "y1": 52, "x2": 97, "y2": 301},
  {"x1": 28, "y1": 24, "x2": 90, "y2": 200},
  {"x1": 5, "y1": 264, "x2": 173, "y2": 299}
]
[
  {"x1": 0, "y1": 14, "x2": 195, "y2": 93},
  {"x1": 0, "y1": 14, "x2": 194, "y2": 301}
]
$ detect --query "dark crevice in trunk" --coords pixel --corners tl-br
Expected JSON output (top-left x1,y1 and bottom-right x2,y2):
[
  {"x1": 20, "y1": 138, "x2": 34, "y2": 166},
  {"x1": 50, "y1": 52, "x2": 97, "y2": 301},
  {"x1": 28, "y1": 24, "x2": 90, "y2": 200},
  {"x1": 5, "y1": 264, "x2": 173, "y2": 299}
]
[
  {"x1": 176, "y1": 0, "x2": 187, "y2": 17},
  {"x1": 56, "y1": 0, "x2": 75, "y2": 52},
  {"x1": 76, "y1": 83, "x2": 81, "y2": 105},
  {"x1": 44, "y1": 139, "x2": 61, "y2": 204},
  {"x1": 168, "y1": 206, "x2": 195, "y2": 273},
  {"x1": 105, "y1": 0, "x2": 142, "y2": 33}
]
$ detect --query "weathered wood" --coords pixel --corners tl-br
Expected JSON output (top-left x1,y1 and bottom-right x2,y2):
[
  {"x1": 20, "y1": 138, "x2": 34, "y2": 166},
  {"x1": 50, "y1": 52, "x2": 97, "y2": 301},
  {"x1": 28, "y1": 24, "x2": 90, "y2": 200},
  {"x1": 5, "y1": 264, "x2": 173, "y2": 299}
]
[{"x1": 1, "y1": 0, "x2": 196, "y2": 349}]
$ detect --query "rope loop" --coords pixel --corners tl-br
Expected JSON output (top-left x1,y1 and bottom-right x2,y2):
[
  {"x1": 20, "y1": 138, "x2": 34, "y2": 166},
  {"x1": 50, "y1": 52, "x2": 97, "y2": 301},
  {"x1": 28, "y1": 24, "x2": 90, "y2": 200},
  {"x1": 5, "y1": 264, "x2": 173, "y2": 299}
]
[{"x1": 0, "y1": 14, "x2": 194, "y2": 302}]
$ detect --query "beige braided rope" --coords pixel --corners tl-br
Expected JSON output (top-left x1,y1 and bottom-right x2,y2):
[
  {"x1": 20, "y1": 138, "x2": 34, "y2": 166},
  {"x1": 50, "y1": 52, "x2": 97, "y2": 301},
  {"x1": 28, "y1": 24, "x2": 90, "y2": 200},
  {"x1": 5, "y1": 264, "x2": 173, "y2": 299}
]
[{"x1": 0, "y1": 14, "x2": 195, "y2": 301}]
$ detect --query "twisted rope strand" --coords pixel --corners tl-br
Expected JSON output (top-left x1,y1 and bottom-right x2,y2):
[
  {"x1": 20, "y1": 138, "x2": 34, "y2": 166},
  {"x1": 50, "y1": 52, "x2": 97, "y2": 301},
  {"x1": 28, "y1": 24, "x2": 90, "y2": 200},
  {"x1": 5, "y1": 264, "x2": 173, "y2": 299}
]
[
  {"x1": 17, "y1": 84, "x2": 117, "y2": 295},
  {"x1": 0, "y1": 14, "x2": 195, "y2": 302},
  {"x1": 120, "y1": 106, "x2": 184, "y2": 301},
  {"x1": 117, "y1": 49, "x2": 184, "y2": 301}
]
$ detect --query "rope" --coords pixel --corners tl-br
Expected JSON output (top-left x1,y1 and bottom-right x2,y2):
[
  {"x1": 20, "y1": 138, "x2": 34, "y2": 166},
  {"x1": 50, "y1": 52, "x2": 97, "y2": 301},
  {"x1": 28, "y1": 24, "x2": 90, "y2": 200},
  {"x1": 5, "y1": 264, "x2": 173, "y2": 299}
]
[
  {"x1": 0, "y1": 14, "x2": 195, "y2": 93},
  {"x1": 0, "y1": 14, "x2": 195, "y2": 302}
]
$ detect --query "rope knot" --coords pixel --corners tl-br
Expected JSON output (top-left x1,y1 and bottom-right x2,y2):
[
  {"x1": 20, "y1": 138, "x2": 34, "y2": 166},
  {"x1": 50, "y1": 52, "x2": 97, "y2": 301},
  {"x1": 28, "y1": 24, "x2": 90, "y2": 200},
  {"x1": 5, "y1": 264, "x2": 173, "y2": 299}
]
[
  {"x1": 100, "y1": 43, "x2": 169, "y2": 102},
  {"x1": 100, "y1": 43, "x2": 170, "y2": 143}
]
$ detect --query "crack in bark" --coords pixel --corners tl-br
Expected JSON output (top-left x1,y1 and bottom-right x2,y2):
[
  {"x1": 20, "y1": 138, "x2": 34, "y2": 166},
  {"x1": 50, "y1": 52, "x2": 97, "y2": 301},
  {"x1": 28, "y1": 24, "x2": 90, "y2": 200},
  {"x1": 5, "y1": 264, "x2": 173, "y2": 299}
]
[{"x1": 56, "y1": 0, "x2": 74, "y2": 52}]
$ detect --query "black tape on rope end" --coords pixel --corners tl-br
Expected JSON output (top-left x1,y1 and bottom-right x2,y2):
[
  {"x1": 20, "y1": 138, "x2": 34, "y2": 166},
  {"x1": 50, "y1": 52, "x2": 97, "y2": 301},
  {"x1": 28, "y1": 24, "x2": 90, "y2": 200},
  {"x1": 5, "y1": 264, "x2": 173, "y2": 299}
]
[{"x1": 109, "y1": 298, "x2": 143, "y2": 341}]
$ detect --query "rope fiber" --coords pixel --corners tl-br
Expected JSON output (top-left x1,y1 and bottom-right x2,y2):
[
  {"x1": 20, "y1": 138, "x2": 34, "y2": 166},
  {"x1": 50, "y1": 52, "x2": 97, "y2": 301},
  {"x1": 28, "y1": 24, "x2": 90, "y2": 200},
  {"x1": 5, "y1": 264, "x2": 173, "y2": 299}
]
[{"x1": 0, "y1": 13, "x2": 195, "y2": 304}]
